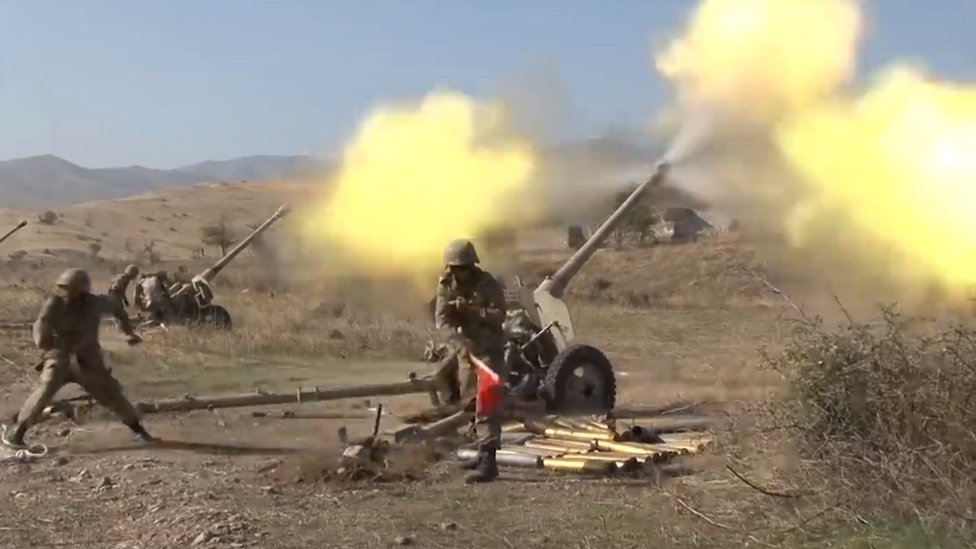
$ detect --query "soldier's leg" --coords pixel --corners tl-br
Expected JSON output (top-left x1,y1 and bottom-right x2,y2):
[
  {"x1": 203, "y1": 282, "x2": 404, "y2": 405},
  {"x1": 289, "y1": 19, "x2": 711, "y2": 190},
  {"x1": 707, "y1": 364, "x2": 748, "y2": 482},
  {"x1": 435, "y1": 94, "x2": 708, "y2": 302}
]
[
  {"x1": 465, "y1": 347, "x2": 509, "y2": 483},
  {"x1": 73, "y1": 351, "x2": 155, "y2": 442},
  {"x1": 481, "y1": 348, "x2": 510, "y2": 447},
  {"x1": 3, "y1": 353, "x2": 70, "y2": 448}
]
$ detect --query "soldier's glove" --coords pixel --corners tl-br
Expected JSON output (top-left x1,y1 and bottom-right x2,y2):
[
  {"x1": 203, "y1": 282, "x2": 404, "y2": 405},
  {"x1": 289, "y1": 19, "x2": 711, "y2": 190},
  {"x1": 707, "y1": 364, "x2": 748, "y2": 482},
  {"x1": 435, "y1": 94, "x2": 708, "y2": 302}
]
[
  {"x1": 126, "y1": 334, "x2": 143, "y2": 346},
  {"x1": 449, "y1": 298, "x2": 472, "y2": 314}
]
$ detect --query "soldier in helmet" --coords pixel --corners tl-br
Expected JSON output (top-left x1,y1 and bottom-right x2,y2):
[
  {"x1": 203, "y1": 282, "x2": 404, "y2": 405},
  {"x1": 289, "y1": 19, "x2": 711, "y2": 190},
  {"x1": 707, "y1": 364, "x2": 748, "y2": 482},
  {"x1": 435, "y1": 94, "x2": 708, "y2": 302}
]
[
  {"x1": 2, "y1": 269, "x2": 154, "y2": 450},
  {"x1": 108, "y1": 264, "x2": 140, "y2": 307},
  {"x1": 433, "y1": 239, "x2": 508, "y2": 483}
]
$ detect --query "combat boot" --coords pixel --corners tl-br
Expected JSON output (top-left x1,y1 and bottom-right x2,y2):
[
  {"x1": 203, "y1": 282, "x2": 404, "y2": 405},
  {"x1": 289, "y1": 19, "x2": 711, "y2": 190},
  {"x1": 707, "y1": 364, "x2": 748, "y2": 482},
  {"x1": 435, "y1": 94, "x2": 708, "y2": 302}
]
[
  {"x1": 457, "y1": 449, "x2": 482, "y2": 470},
  {"x1": 465, "y1": 449, "x2": 498, "y2": 483},
  {"x1": 1, "y1": 425, "x2": 27, "y2": 451},
  {"x1": 127, "y1": 421, "x2": 158, "y2": 445}
]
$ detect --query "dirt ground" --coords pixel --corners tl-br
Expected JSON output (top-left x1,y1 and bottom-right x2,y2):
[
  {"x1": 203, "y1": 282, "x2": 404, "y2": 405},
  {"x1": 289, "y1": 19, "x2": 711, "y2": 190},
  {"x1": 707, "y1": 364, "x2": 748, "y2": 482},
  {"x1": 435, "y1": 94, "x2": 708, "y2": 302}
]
[{"x1": 0, "y1": 226, "x2": 954, "y2": 548}]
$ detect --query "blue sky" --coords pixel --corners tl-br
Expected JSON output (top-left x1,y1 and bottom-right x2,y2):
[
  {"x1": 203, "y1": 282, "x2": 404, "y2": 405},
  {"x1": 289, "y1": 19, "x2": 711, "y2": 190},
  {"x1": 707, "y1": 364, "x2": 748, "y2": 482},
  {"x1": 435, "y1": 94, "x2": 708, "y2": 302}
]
[{"x1": 0, "y1": 0, "x2": 973, "y2": 168}]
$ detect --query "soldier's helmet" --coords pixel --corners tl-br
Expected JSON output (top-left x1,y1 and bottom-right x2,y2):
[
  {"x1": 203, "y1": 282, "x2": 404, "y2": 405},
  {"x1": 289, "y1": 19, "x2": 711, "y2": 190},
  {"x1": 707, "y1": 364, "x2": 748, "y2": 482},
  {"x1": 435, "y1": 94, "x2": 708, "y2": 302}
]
[
  {"x1": 56, "y1": 268, "x2": 91, "y2": 293},
  {"x1": 124, "y1": 264, "x2": 140, "y2": 278},
  {"x1": 443, "y1": 239, "x2": 479, "y2": 267}
]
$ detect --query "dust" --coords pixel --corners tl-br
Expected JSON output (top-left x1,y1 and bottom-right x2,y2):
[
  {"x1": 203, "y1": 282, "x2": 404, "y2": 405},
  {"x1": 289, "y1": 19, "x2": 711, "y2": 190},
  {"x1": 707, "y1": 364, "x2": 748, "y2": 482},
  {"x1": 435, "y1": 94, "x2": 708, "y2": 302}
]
[{"x1": 282, "y1": 443, "x2": 447, "y2": 486}]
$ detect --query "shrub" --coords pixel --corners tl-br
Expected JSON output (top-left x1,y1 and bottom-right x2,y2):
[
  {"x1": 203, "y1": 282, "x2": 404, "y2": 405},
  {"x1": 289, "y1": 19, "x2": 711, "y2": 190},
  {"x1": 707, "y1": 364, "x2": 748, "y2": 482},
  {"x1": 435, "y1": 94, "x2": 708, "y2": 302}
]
[
  {"x1": 37, "y1": 210, "x2": 58, "y2": 225},
  {"x1": 766, "y1": 307, "x2": 976, "y2": 528}
]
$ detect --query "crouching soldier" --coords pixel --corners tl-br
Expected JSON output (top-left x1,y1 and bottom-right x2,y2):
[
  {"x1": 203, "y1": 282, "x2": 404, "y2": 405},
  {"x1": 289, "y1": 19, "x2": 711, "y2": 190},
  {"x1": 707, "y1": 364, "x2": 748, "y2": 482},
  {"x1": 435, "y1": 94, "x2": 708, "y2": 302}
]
[
  {"x1": 2, "y1": 269, "x2": 155, "y2": 450},
  {"x1": 433, "y1": 239, "x2": 508, "y2": 483},
  {"x1": 134, "y1": 270, "x2": 175, "y2": 327}
]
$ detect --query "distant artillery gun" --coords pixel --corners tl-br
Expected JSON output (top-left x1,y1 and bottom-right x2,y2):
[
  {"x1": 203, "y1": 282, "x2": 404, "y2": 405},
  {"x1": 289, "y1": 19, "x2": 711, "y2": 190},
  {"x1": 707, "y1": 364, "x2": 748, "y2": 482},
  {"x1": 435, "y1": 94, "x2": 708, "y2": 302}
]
[
  {"x1": 161, "y1": 205, "x2": 290, "y2": 329},
  {"x1": 0, "y1": 220, "x2": 28, "y2": 247}
]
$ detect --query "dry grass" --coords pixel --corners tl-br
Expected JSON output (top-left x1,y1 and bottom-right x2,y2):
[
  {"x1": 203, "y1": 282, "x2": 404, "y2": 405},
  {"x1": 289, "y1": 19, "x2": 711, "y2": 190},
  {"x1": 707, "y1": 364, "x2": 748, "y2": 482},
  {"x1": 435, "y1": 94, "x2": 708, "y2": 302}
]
[
  {"x1": 0, "y1": 179, "x2": 311, "y2": 261},
  {"x1": 522, "y1": 232, "x2": 775, "y2": 310},
  {"x1": 1, "y1": 193, "x2": 973, "y2": 546}
]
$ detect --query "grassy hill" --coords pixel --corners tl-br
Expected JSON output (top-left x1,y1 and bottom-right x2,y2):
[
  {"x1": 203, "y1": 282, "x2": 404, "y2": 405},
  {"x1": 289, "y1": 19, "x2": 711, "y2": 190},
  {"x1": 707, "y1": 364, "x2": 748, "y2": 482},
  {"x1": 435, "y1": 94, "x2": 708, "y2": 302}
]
[{"x1": 0, "y1": 179, "x2": 312, "y2": 262}]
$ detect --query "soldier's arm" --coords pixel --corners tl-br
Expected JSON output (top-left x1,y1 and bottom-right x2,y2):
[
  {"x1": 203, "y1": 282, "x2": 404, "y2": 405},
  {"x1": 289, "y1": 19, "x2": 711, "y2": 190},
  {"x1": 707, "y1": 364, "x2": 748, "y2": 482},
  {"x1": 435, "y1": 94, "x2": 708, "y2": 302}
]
[
  {"x1": 32, "y1": 297, "x2": 57, "y2": 350},
  {"x1": 99, "y1": 295, "x2": 137, "y2": 336},
  {"x1": 433, "y1": 277, "x2": 456, "y2": 330}
]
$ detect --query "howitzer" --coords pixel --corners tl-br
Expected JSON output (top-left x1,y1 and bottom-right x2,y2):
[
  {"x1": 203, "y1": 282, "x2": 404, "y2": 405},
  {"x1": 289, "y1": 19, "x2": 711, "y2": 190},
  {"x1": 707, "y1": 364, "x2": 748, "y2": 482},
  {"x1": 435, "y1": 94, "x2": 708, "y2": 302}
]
[
  {"x1": 0, "y1": 220, "x2": 28, "y2": 246},
  {"x1": 166, "y1": 204, "x2": 291, "y2": 328},
  {"x1": 533, "y1": 160, "x2": 671, "y2": 346},
  {"x1": 511, "y1": 160, "x2": 671, "y2": 412},
  {"x1": 426, "y1": 161, "x2": 672, "y2": 414}
]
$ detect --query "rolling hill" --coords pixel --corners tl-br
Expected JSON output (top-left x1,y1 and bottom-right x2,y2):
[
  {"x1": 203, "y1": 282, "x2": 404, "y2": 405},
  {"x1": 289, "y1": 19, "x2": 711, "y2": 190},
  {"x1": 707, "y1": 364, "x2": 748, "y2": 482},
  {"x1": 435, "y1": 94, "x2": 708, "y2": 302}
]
[
  {"x1": 0, "y1": 154, "x2": 326, "y2": 209},
  {"x1": 0, "y1": 136, "x2": 710, "y2": 263}
]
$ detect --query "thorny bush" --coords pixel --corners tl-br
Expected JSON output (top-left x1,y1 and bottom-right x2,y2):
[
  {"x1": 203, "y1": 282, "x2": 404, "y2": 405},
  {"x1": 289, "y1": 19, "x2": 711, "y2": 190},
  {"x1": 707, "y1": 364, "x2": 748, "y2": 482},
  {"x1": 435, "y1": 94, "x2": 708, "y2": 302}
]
[{"x1": 765, "y1": 307, "x2": 976, "y2": 529}]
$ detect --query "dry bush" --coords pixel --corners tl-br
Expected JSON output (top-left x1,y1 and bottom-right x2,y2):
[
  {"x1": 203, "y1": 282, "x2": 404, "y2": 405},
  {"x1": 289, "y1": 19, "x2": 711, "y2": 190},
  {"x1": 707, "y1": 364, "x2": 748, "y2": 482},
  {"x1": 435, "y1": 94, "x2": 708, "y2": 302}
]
[
  {"x1": 141, "y1": 259, "x2": 435, "y2": 361},
  {"x1": 765, "y1": 307, "x2": 976, "y2": 535}
]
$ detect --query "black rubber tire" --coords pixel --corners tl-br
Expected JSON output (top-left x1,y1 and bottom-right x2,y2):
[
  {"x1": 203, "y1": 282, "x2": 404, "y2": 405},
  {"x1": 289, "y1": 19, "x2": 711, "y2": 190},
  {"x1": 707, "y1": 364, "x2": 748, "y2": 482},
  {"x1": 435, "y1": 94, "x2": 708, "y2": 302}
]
[
  {"x1": 542, "y1": 344, "x2": 616, "y2": 413},
  {"x1": 198, "y1": 305, "x2": 233, "y2": 329}
]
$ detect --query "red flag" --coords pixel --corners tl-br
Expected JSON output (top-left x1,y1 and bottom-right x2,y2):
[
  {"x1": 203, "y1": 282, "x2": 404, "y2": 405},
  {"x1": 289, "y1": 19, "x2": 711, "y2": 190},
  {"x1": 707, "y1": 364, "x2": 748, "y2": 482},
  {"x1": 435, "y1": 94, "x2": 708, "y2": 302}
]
[{"x1": 469, "y1": 354, "x2": 503, "y2": 416}]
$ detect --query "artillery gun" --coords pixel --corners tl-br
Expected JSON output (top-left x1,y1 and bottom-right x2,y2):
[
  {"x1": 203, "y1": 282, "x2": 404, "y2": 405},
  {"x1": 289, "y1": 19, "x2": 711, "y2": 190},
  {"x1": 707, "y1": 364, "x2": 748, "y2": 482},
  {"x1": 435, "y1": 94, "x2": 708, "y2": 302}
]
[
  {"x1": 0, "y1": 220, "x2": 28, "y2": 247},
  {"x1": 426, "y1": 161, "x2": 672, "y2": 414},
  {"x1": 165, "y1": 205, "x2": 290, "y2": 329}
]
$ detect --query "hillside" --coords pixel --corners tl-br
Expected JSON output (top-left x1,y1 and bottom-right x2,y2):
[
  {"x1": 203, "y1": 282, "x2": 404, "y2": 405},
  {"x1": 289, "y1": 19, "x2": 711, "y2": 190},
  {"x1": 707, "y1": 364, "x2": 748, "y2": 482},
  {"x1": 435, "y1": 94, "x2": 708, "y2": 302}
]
[
  {"x1": 0, "y1": 154, "x2": 326, "y2": 209},
  {"x1": 0, "y1": 179, "x2": 312, "y2": 262}
]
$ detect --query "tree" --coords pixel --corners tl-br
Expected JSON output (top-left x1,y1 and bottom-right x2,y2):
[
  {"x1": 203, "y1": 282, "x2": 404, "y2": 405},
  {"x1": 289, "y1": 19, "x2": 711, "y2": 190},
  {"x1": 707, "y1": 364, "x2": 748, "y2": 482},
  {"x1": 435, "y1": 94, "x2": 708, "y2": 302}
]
[
  {"x1": 201, "y1": 217, "x2": 235, "y2": 256},
  {"x1": 37, "y1": 210, "x2": 58, "y2": 225},
  {"x1": 8, "y1": 250, "x2": 27, "y2": 263}
]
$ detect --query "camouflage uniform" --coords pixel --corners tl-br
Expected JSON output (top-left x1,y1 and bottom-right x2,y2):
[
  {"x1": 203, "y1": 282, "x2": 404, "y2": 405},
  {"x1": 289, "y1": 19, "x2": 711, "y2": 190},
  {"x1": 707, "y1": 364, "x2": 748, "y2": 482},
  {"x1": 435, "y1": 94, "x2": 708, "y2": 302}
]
[
  {"x1": 434, "y1": 239, "x2": 507, "y2": 483},
  {"x1": 134, "y1": 271, "x2": 174, "y2": 323},
  {"x1": 108, "y1": 264, "x2": 140, "y2": 307},
  {"x1": 2, "y1": 269, "x2": 154, "y2": 450}
]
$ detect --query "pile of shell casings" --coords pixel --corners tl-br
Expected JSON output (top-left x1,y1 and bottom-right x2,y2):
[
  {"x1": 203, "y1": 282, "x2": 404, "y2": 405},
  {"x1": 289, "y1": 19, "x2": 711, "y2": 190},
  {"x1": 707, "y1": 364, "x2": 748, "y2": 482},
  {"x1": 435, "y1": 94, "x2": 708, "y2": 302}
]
[{"x1": 455, "y1": 415, "x2": 713, "y2": 475}]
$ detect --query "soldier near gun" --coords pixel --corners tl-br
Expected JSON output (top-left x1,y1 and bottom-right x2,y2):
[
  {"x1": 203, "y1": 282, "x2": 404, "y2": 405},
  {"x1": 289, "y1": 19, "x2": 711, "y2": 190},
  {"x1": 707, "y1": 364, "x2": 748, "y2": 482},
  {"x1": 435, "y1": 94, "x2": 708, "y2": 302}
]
[
  {"x1": 433, "y1": 239, "x2": 508, "y2": 483},
  {"x1": 2, "y1": 269, "x2": 155, "y2": 451},
  {"x1": 108, "y1": 264, "x2": 140, "y2": 307},
  {"x1": 134, "y1": 270, "x2": 175, "y2": 326}
]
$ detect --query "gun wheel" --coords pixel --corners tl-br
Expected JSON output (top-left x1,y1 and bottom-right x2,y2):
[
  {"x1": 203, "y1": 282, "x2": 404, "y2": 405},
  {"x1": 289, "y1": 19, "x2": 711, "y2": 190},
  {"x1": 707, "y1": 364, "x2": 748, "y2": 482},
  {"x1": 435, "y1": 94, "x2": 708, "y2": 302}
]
[
  {"x1": 198, "y1": 305, "x2": 232, "y2": 330},
  {"x1": 542, "y1": 344, "x2": 616, "y2": 414}
]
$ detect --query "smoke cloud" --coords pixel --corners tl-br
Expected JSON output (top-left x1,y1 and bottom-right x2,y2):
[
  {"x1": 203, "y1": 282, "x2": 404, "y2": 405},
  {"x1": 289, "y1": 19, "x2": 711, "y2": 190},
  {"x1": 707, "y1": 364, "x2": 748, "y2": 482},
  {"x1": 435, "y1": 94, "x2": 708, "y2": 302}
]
[{"x1": 655, "y1": 0, "x2": 976, "y2": 303}]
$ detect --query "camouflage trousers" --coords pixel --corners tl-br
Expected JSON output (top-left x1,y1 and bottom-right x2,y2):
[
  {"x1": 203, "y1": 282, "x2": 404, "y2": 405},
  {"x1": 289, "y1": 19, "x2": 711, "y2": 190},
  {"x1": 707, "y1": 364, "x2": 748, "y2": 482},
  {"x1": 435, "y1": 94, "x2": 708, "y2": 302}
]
[{"x1": 13, "y1": 349, "x2": 140, "y2": 430}]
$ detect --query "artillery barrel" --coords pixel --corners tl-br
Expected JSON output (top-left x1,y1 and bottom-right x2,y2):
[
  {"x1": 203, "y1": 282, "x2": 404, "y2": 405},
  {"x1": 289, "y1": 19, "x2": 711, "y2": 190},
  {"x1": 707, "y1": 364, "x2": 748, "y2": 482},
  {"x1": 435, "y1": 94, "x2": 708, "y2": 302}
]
[
  {"x1": 0, "y1": 220, "x2": 28, "y2": 246},
  {"x1": 171, "y1": 205, "x2": 290, "y2": 299},
  {"x1": 199, "y1": 204, "x2": 290, "y2": 283},
  {"x1": 537, "y1": 161, "x2": 671, "y2": 298},
  {"x1": 133, "y1": 379, "x2": 433, "y2": 414}
]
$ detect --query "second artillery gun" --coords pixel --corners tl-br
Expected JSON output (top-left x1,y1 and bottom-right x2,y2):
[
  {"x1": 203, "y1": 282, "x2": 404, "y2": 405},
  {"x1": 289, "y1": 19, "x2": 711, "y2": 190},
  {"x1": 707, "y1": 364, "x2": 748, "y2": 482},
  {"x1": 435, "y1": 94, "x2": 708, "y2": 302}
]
[
  {"x1": 427, "y1": 161, "x2": 673, "y2": 414},
  {"x1": 0, "y1": 220, "x2": 28, "y2": 247},
  {"x1": 161, "y1": 205, "x2": 291, "y2": 329}
]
